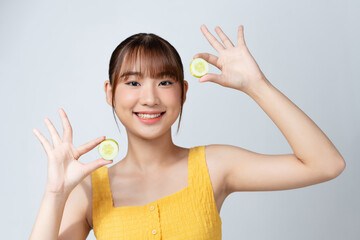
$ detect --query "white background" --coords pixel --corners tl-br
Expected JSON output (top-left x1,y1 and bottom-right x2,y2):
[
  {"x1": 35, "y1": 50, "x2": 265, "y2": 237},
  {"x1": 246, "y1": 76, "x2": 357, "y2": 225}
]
[{"x1": 1, "y1": 0, "x2": 359, "y2": 239}]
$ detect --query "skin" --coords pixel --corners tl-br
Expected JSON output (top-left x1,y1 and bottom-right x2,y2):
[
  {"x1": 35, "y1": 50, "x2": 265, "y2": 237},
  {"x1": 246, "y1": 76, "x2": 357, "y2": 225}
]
[
  {"x1": 30, "y1": 24, "x2": 346, "y2": 240},
  {"x1": 103, "y1": 74, "x2": 189, "y2": 173}
]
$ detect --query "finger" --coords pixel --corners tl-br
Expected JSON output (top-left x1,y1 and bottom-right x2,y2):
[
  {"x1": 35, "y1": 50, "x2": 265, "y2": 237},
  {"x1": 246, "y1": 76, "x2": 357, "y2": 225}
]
[
  {"x1": 32, "y1": 128, "x2": 53, "y2": 156},
  {"x1": 76, "y1": 136, "x2": 106, "y2": 157},
  {"x1": 44, "y1": 118, "x2": 62, "y2": 146},
  {"x1": 58, "y1": 108, "x2": 73, "y2": 143},
  {"x1": 199, "y1": 73, "x2": 222, "y2": 84},
  {"x1": 193, "y1": 53, "x2": 219, "y2": 68},
  {"x1": 200, "y1": 24, "x2": 225, "y2": 52},
  {"x1": 214, "y1": 26, "x2": 234, "y2": 48},
  {"x1": 82, "y1": 158, "x2": 113, "y2": 176},
  {"x1": 237, "y1": 25, "x2": 246, "y2": 46}
]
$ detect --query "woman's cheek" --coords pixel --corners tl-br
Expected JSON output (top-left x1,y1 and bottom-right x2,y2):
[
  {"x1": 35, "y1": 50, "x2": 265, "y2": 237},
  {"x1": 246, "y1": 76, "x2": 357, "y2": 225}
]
[{"x1": 116, "y1": 89, "x2": 138, "y2": 106}]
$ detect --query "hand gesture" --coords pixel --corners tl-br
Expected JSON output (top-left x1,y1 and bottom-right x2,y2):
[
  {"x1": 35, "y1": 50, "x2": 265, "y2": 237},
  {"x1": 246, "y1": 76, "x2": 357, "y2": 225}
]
[
  {"x1": 32, "y1": 108, "x2": 112, "y2": 196},
  {"x1": 194, "y1": 25, "x2": 269, "y2": 93}
]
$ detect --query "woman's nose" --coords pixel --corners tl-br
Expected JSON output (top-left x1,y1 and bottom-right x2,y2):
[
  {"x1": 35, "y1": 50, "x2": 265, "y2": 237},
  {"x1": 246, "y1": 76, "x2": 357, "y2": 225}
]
[{"x1": 139, "y1": 83, "x2": 160, "y2": 106}]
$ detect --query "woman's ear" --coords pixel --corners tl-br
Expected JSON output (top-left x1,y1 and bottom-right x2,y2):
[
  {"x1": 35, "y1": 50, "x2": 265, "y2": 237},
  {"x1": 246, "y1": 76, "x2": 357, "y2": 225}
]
[
  {"x1": 183, "y1": 80, "x2": 189, "y2": 104},
  {"x1": 104, "y1": 80, "x2": 113, "y2": 107}
]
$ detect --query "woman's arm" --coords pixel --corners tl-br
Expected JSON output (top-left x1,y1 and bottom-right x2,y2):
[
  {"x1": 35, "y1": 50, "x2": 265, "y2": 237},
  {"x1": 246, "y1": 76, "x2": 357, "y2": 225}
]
[
  {"x1": 195, "y1": 25, "x2": 345, "y2": 193},
  {"x1": 30, "y1": 108, "x2": 111, "y2": 239},
  {"x1": 248, "y1": 78, "x2": 345, "y2": 173},
  {"x1": 206, "y1": 79, "x2": 345, "y2": 193},
  {"x1": 29, "y1": 180, "x2": 91, "y2": 240},
  {"x1": 30, "y1": 191, "x2": 69, "y2": 240}
]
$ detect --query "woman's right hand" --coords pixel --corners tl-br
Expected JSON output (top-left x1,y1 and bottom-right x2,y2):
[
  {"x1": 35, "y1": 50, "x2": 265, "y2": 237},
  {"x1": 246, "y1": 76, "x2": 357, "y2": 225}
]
[{"x1": 33, "y1": 108, "x2": 112, "y2": 196}]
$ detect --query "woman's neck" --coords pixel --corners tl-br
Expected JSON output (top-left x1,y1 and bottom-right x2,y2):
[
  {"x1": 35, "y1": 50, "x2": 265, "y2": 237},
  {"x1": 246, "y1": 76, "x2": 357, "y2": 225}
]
[{"x1": 121, "y1": 130, "x2": 182, "y2": 173}]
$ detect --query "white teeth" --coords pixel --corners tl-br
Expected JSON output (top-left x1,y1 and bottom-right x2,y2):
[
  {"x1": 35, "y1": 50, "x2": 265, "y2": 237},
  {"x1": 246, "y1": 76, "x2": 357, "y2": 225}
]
[{"x1": 136, "y1": 113, "x2": 162, "y2": 119}]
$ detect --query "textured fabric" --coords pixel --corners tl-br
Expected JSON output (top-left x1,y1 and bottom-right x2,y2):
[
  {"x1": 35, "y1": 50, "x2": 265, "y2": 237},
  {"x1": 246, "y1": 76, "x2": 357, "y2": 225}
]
[{"x1": 91, "y1": 145, "x2": 222, "y2": 239}]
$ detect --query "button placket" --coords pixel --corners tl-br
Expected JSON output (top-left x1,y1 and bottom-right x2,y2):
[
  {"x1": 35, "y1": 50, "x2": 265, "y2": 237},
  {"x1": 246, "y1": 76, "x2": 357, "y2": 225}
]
[{"x1": 149, "y1": 203, "x2": 161, "y2": 238}]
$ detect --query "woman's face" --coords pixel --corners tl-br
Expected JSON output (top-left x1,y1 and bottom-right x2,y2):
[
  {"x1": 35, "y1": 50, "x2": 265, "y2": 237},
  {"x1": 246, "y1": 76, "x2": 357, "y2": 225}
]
[{"x1": 105, "y1": 71, "x2": 188, "y2": 140}]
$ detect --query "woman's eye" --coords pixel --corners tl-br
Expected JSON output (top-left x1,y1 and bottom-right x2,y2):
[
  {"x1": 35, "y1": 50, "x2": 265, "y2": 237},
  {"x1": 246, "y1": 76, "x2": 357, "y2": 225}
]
[
  {"x1": 160, "y1": 81, "x2": 173, "y2": 86},
  {"x1": 126, "y1": 81, "x2": 139, "y2": 86},
  {"x1": 125, "y1": 81, "x2": 173, "y2": 87}
]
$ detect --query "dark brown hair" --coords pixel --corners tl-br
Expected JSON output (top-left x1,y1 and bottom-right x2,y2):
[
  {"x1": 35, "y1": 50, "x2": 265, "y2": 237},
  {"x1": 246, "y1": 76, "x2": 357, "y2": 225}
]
[{"x1": 108, "y1": 33, "x2": 185, "y2": 134}]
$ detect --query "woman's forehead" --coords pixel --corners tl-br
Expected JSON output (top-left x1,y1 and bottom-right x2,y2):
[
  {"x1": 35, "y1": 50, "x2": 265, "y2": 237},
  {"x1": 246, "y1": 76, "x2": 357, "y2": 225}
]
[{"x1": 118, "y1": 49, "x2": 180, "y2": 81}]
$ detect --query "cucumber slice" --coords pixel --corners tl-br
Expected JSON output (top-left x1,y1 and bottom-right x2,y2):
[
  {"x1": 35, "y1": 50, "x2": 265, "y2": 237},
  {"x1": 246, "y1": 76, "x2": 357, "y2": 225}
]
[
  {"x1": 98, "y1": 139, "x2": 119, "y2": 160},
  {"x1": 190, "y1": 58, "x2": 209, "y2": 78}
]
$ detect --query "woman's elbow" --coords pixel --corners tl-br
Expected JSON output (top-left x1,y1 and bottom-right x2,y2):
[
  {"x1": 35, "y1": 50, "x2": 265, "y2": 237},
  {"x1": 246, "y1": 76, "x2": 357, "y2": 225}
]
[{"x1": 327, "y1": 158, "x2": 346, "y2": 179}]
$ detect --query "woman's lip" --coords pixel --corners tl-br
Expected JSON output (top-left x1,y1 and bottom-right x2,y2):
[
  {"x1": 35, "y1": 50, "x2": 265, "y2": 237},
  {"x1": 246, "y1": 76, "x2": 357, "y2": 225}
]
[
  {"x1": 134, "y1": 111, "x2": 165, "y2": 114},
  {"x1": 134, "y1": 112, "x2": 165, "y2": 124}
]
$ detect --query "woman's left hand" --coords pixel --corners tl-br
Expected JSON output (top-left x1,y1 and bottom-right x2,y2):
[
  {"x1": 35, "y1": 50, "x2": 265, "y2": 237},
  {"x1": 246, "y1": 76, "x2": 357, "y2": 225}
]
[{"x1": 194, "y1": 25, "x2": 269, "y2": 93}]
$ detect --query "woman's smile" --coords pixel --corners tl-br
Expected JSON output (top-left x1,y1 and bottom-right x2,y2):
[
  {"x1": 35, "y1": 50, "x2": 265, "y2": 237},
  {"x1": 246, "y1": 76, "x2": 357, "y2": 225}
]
[{"x1": 134, "y1": 112, "x2": 166, "y2": 124}]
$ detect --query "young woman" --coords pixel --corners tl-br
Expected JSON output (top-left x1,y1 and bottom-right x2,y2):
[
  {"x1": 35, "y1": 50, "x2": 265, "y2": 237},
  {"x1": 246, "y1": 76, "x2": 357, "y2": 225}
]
[{"x1": 30, "y1": 25, "x2": 346, "y2": 240}]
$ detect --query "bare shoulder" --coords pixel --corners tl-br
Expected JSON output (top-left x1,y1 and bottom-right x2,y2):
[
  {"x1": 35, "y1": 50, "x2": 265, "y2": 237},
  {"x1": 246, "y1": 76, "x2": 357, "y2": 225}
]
[
  {"x1": 203, "y1": 144, "x2": 230, "y2": 212},
  {"x1": 203, "y1": 144, "x2": 229, "y2": 180}
]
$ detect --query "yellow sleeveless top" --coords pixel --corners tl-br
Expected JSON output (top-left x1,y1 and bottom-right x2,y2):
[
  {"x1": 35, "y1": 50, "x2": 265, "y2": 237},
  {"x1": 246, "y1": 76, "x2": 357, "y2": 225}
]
[{"x1": 91, "y1": 145, "x2": 222, "y2": 239}]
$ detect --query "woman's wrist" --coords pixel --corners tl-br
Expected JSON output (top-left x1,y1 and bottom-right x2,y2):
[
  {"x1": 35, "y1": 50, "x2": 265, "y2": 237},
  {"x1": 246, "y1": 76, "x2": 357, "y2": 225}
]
[
  {"x1": 44, "y1": 188, "x2": 70, "y2": 201},
  {"x1": 243, "y1": 76, "x2": 273, "y2": 98}
]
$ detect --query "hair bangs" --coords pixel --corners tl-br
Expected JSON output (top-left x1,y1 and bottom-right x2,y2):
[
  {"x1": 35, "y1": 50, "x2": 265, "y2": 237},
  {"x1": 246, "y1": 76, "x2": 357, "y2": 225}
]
[{"x1": 118, "y1": 44, "x2": 180, "y2": 83}]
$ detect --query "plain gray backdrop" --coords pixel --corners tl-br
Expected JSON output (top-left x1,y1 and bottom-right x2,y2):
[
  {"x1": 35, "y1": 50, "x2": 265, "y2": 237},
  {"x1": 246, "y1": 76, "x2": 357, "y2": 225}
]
[{"x1": 1, "y1": 0, "x2": 359, "y2": 239}]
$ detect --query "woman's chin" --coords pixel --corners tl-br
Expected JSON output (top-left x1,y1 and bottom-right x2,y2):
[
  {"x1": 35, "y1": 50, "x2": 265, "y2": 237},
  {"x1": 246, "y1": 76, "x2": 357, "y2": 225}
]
[{"x1": 128, "y1": 127, "x2": 171, "y2": 141}]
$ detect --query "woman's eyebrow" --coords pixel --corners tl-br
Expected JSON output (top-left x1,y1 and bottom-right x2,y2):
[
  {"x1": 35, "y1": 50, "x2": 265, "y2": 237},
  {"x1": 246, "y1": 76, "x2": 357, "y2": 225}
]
[
  {"x1": 155, "y1": 71, "x2": 177, "y2": 79},
  {"x1": 120, "y1": 71, "x2": 142, "y2": 79}
]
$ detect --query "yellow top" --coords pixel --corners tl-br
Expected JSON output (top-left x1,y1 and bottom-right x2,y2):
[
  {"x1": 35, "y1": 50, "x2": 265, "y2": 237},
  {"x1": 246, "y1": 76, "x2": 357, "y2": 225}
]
[{"x1": 91, "y1": 145, "x2": 222, "y2": 239}]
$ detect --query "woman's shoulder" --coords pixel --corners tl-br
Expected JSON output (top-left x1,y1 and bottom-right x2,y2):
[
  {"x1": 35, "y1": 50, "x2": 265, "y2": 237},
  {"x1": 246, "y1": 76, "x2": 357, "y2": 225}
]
[
  {"x1": 202, "y1": 144, "x2": 248, "y2": 178},
  {"x1": 203, "y1": 144, "x2": 228, "y2": 170}
]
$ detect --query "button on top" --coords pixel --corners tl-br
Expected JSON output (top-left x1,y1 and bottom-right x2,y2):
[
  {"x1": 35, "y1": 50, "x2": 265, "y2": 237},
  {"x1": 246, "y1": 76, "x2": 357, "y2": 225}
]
[
  {"x1": 150, "y1": 205, "x2": 155, "y2": 211},
  {"x1": 152, "y1": 229, "x2": 157, "y2": 234}
]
